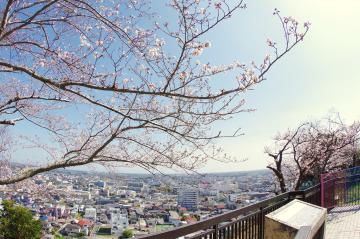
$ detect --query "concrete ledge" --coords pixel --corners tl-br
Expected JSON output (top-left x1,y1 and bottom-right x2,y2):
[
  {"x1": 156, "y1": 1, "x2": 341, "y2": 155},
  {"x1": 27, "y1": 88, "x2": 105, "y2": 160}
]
[{"x1": 265, "y1": 199, "x2": 326, "y2": 239}]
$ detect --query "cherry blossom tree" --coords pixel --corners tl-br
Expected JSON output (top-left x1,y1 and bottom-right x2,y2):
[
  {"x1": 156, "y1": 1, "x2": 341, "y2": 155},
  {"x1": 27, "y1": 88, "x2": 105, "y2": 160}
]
[
  {"x1": 0, "y1": 0, "x2": 309, "y2": 185},
  {"x1": 266, "y1": 116, "x2": 360, "y2": 193}
]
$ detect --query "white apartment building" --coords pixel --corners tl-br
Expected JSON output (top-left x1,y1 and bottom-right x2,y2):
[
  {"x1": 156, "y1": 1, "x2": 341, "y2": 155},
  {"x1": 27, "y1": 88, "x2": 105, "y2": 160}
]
[
  {"x1": 110, "y1": 208, "x2": 129, "y2": 235},
  {"x1": 84, "y1": 207, "x2": 97, "y2": 221}
]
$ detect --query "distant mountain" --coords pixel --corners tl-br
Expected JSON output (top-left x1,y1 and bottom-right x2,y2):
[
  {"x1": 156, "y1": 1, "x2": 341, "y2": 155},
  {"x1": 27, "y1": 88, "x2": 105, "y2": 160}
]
[{"x1": 8, "y1": 161, "x2": 269, "y2": 177}]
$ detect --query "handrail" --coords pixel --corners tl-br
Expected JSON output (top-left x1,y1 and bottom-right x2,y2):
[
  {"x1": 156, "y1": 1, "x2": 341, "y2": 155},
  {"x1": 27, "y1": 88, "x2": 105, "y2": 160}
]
[
  {"x1": 322, "y1": 174, "x2": 360, "y2": 184},
  {"x1": 302, "y1": 185, "x2": 321, "y2": 198},
  {"x1": 137, "y1": 193, "x2": 289, "y2": 239},
  {"x1": 136, "y1": 185, "x2": 321, "y2": 239}
]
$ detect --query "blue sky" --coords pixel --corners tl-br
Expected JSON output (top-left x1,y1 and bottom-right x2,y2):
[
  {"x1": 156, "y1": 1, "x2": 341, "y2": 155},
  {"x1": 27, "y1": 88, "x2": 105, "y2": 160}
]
[
  {"x1": 11, "y1": 0, "x2": 360, "y2": 174},
  {"x1": 197, "y1": 0, "x2": 360, "y2": 172}
]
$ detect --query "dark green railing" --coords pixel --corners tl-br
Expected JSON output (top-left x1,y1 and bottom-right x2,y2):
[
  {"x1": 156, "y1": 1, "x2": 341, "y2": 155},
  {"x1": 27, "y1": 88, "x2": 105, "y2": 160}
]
[{"x1": 137, "y1": 185, "x2": 321, "y2": 239}]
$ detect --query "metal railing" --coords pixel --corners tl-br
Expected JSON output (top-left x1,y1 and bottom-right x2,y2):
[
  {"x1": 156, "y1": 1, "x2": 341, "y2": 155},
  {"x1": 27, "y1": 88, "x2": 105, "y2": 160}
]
[
  {"x1": 321, "y1": 166, "x2": 360, "y2": 209},
  {"x1": 137, "y1": 185, "x2": 321, "y2": 239}
]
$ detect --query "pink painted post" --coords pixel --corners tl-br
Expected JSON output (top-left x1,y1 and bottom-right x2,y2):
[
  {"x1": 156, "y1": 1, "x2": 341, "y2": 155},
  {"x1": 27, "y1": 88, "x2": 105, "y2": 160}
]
[{"x1": 321, "y1": 173, "x2": 325, "y2": 207}]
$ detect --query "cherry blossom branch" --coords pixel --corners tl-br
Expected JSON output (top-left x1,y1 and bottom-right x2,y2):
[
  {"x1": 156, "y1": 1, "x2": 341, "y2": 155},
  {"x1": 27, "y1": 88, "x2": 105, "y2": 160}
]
[{"x1": 0, "y1": 1, "x2": 310, "y2": 185}]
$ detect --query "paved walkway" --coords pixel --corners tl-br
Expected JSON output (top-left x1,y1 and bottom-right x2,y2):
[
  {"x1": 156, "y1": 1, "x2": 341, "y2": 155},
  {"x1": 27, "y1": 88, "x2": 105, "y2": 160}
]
[{"x1": 325, "y1": 205, "x2": 360, "y2": 238}]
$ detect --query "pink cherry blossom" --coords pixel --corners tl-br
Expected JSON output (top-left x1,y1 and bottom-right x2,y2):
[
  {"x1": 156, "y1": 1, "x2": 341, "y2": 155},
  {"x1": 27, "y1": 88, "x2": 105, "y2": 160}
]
[{"x1": 0, "y1": 1, "x2": 310, "y2": 185}]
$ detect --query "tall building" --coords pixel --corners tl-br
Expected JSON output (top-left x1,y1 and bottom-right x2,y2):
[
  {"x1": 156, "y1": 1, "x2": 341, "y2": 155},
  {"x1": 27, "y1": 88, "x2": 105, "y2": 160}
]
[
  {"x1": 94, "y1": 181, "x2": 106, "y2": 188},
  {"x1": 127, "y1": 181, "x2": 144, "y2": 193},
  {"x1": 110, "y1": 208, "x2": 129, "y2": 235},
  {"x1": 178, "y1": 189, "x2": 199, "y2": 210}
]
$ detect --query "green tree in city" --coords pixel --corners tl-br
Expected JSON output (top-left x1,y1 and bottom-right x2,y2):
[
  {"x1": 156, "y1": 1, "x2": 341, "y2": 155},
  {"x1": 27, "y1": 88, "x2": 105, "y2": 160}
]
[
  {"x1": 122, "y1": 228, "x2": 134, "y2": 238},
  {"x1": 0, "y1": 200, "x2": 42, "y2": 239},
  {"x1": 54, "y1": 233, "x2": 64, "y2": 239}
]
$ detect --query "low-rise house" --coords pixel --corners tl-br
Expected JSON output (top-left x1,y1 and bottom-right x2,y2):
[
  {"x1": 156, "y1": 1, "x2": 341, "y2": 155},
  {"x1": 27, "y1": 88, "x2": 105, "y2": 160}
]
[
  {"x1": 169, "y1": 211, "x2": 181, "y2": 227},
  {"x1": 63, "y1": 224, "x2": 81, "y2": 236},
  {"x1": 77, "y1": 218, "x2": 93, "y2": 228}
]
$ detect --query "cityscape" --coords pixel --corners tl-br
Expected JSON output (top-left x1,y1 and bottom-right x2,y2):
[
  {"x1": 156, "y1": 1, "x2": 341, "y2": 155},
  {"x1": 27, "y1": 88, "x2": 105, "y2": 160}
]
[{"x1": 0, "y1": 168, "x2": 274, "y2": 238}]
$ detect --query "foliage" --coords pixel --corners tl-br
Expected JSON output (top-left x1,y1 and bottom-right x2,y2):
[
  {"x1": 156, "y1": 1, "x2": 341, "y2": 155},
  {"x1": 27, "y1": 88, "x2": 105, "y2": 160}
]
[
  {"x1": 54, "y1": 233, "x2": 65, "y2": 239},
  {"x1": 75, "y1": 212, "x2": 82, "y2": 219},
  {"x1": 122, "y1": 228, "x2": 134, "y2": 238},
  {"x1": 77, "y1": 232, "x2": 86, "y2": 237},
  {"x1": 193, "y1": 214, "x2": 200, "y2": 221},
  {"x1": 0, "y1": 200, "x2": 42, "y2": 239},
  {"x1": 266, "y1": 115, "x2": 360, "y2": 193}
]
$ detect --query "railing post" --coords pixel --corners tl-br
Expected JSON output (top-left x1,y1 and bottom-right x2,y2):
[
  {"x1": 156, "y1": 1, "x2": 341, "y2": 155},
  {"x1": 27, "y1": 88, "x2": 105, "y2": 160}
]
[
  {"x1": 320, "y1": 173, "x2": 324, "y2": 207},
  {"x1": 259, "y1": 206, "x2": 264, "y2": 239},
  {"x1": 301, "y1": 190, "x2": 306, "y2": 201},
  {"x1": 288, "y1": 191, "x2": 294, "y2": 202},
  {"x1": 213, "y1": 224, "x2": 219, "y2": 239}
]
